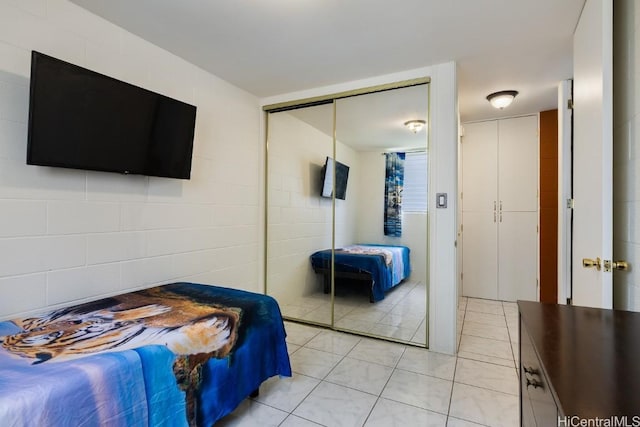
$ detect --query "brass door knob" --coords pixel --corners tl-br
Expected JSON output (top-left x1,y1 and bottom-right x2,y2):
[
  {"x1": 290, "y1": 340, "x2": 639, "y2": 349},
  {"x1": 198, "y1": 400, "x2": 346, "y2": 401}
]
[
  {"x1": 582, "y1": 257, "x2": 601, "y2": 271},
  {"x1": 602, "y1": 259, "x2": 630, "y2": 272},
  {"x1": 611, "y1": 261, "x2": 629, "y2": 271}
]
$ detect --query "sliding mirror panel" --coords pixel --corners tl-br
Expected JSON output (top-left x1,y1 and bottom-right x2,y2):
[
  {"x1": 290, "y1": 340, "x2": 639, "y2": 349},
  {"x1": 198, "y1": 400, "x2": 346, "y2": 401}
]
[
  {"x1": 266, "y1": 103, "x2": 335, "y2": 326},
  {"x1": 333, "y1": 84, "x2": 429, "y2": 345}
]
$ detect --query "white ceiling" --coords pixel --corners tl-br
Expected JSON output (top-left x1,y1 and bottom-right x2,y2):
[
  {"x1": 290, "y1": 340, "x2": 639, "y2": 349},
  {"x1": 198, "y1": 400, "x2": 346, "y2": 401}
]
[
  {"x1": 288, "y1": 84, "x2": 429, "y2": 151},
  {"x1": 70, "y1": 0, "x2": 585, "y2": 122}
]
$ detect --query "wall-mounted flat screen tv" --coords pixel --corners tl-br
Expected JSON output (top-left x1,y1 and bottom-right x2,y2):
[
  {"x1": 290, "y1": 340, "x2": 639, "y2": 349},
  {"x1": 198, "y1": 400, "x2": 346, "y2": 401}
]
[
  {"x1": 321, "y1": 156, "x2": 349, "y2": 200},
  {"x1": 27, "y1": 51, "x2": 197, "y2": 179}
]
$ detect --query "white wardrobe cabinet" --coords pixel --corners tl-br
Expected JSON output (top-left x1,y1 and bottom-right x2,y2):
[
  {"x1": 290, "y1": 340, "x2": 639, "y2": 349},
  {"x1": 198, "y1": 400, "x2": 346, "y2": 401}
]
[{"x1": 461, "y1": 115, "x2": 538, "y2": 302}]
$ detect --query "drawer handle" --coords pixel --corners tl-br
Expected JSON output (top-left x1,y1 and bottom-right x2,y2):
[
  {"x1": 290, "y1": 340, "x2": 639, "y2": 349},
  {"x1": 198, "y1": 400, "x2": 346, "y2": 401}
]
[
  {"x1": 526, "y1": 377, "x2": 543, "y2": 389},
  {"x1": 523, "y1": 366, "x2": 539, "y2": 375}
]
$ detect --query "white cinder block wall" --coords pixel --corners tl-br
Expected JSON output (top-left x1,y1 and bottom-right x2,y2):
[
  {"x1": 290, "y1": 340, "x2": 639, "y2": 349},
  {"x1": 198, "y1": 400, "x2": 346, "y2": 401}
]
[
  {"x1": 267, "y1": 111, "x2": 333, "y2": 302},
  {"x1": 613, "y1": 0, "x2": 640, "y2": 311},
  {"x1": 0, "y1": 0, "x2": 261, "y2": 319},
  {"x1": 267, "y1": 110, "x2": 358, "y2": 303},
  {"x1": 334, "y1": 142, "x2": 359, "y2": 248}
]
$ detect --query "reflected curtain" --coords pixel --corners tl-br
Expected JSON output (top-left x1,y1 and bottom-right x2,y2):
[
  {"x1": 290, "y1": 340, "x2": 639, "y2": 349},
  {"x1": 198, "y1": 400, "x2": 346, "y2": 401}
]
[{"x1": 384, "y1": 152, "x2": 405, "y2": 237}]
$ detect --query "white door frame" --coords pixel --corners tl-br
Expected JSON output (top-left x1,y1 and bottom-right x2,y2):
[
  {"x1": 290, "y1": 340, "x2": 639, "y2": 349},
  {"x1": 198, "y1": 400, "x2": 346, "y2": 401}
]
[{"x1": 557, "y1": 80, "x2": 573, "y2": 304}]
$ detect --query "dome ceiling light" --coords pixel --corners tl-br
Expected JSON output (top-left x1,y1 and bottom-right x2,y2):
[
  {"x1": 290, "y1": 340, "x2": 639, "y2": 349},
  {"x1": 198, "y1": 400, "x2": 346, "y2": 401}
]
[
  {"x1": 404, "y1": 120, "x2": 426, "y2": 133},
  {"x1": 486, "y1": 90, "x2": 519, "y2": 109}
]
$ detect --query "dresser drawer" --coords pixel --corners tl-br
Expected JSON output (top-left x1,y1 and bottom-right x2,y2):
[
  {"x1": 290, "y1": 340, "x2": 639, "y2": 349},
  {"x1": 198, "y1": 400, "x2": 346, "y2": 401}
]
[
  {"x1": 518, "y1": 301, "x2": 640, "y2": 419},
  {"x1": 520, "y1": 316, "x2": 558, "y2": 426}
]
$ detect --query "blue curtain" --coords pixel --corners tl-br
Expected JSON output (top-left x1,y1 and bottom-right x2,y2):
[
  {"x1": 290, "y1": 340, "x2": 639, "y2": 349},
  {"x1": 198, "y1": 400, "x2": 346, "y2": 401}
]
[{"x1": 384, "y1": 152, "x2": 405, "y2": 237}]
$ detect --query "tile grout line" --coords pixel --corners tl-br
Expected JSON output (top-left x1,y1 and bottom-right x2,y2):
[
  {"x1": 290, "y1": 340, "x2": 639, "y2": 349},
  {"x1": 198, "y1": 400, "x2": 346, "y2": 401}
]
[
  {"x1": 288, "y1": 331, "x2": 408, "y2": 426},
  {"x1": 276, "y1": 331, "x2": 362, "y2": 425},
  {"x1": 275, "y1": 300, "x2": 517, "y2": 426},
  {"x1": 456, "y1": 353, "x2": 516, "y2": 369},
  {"x1": 502, "y1": 301, "x2": 519, "y2": 372},
  {"x1": 274, "y1": 324, "x2": 328, "y2": 426},
  {"x1": 447, "y1": 300, "x2": 466, "y2": 423},
  {"x1": 459, "y1": 299, "x2": 497, "y2": 427},
  {"x1": 360, "y1": 345, "x2": 408, "y2": 426},
  {"x1": 319, "y1": 333, "x2": 413, "y2": 424}
]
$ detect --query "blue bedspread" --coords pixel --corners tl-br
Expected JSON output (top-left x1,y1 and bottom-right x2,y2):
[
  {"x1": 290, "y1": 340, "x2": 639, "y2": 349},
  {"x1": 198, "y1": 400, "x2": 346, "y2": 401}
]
[
  {"x1": 0, "y1": 282, "x2": 291, "y2": 426},
  {"x1": 310, "y1": 244, "x2": 410, "y2": 302}
]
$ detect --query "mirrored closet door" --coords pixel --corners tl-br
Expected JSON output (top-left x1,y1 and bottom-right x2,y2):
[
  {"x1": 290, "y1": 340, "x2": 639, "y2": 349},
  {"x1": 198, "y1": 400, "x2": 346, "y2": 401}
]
[
  {"x1": 265, "y1": 80, "x2": 430, "y2": 346},
  {"x1": 266, "y1": 102, "x2": 335, "y2": 327},
  {"x1": 333, "y1": 85, "x2": 429, "y2": 345}
]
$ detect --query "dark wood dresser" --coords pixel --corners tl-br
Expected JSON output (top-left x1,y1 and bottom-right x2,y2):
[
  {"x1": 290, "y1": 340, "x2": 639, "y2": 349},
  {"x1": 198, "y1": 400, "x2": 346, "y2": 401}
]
[{"x1": 518, "y1": 301, "x2": 640, "y2": 426}]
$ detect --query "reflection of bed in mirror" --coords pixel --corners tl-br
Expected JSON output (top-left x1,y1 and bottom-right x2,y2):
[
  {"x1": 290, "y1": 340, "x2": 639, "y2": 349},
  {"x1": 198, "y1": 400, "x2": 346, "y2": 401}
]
[{"x1": 310, "y1": 244, "x2": 410, "y2": 303}]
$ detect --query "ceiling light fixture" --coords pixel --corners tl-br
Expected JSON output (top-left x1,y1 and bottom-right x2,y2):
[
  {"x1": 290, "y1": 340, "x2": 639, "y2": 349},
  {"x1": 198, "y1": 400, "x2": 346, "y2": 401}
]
[
  {"x1": 404, "y1": 120, "x2": 426, "y2": 133},
  {"x1": 486, "y1": 90, "x2": 519, "y2": 109}
]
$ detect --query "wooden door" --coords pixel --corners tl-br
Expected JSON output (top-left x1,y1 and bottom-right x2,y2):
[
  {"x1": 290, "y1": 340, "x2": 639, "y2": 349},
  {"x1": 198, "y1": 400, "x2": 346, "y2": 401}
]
[{"x1": 539, "y1": 109, "x2": 559, "y2": 303}]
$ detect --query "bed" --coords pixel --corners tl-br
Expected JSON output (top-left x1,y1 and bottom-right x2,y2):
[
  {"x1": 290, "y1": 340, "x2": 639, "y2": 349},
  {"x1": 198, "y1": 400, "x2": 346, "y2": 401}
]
[
  {"x1": 0, "y1": 282, "x2": 292, "y2": 426},
  {"x1": 310, "y1": 244, "x2": 411, "y2": 302}
]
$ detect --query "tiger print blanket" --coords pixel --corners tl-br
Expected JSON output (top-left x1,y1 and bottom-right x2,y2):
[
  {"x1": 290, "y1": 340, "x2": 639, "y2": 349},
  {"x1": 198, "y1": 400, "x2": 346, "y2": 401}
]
[
  {"x1": 0, "y1": 284, "x2": 246, "y2": 426},
  {"x1": 1, "y1": 286, "x2": 241, "y2": 364}
]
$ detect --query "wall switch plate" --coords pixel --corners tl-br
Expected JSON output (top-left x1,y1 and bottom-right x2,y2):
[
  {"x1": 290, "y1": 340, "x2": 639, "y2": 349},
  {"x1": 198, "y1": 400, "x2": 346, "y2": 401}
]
[{"x1": 436, "y1": 193, "x2": 447, "y2": 208}]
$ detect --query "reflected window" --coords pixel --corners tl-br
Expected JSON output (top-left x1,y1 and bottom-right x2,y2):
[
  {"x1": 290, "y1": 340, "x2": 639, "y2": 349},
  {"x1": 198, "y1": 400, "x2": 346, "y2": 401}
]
[{"x1": 402, "y1": 152, "x2": 428, "y2": 213}]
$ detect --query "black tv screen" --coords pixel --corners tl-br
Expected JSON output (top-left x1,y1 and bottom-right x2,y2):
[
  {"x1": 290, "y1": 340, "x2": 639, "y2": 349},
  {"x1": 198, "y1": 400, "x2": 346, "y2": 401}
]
[
  {"x1": 27, "y1": 51, "x2": 197, "y2": 179},
  {"x1": 321, "y1": 156, "x2": 349, "y2": 200}
]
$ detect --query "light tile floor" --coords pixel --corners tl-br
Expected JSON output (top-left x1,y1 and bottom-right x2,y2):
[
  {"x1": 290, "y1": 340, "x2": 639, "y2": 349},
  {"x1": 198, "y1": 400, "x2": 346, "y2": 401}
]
[
  {"x1": 279, "y1": 281, "x2": 428, "y2": 345},
  {"x1": 216, "y1": 297, "x2": 520, "y2": 427}
]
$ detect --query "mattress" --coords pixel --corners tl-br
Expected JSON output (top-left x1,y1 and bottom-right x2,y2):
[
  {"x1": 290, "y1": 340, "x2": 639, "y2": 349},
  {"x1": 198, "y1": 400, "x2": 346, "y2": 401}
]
[
  {"x1": 310, "y1": 244, "x2": 411, "y2": 302},
  {"x1": 0, "y1": 282, "x2": 291, "y2": 426}
]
